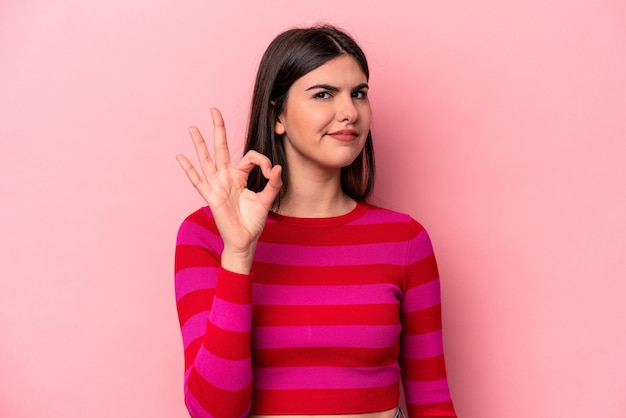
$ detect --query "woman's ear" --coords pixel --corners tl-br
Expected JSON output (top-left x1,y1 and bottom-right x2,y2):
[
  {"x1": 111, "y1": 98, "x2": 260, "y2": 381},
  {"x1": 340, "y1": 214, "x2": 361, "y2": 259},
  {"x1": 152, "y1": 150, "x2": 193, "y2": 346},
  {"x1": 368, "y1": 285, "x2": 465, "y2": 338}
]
[
  {"x1": 271, "y1": 100, "x2": 285, "y2": 135},
  {"x1": 274, "y1": 115, "x2": 285, "y2": 135}
]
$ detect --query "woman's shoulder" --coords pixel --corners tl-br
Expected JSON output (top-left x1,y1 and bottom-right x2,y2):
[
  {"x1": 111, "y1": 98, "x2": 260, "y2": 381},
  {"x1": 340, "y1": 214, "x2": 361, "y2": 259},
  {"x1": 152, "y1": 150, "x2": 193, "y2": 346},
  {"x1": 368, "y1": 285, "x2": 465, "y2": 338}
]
[
  {"x1": 362, "y1": 202, "x2": 422, "y2": 226},
  {"x1": 181, "y1": 206, "x2": 214, "y2": 223},
  {"x1": 361, "y1": 202, "x2": 433, "y2": 241},
  {"x1": 177, "y1": 206, "x2": 217, "y2": 230},
  {"x1": 176, "y1": 206, "x2": 221, "y2": 244}
]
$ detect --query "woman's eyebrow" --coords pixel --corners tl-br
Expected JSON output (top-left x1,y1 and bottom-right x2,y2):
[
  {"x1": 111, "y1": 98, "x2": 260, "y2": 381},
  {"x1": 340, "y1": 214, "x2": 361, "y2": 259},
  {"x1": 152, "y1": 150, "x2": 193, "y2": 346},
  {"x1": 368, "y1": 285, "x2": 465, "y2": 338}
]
[
  {"x1": 306, "y1": 83, "x2": 369, "y2": 91},
  {"x1": 306, "y1": 84, "x2": 339, "y2": 92}
]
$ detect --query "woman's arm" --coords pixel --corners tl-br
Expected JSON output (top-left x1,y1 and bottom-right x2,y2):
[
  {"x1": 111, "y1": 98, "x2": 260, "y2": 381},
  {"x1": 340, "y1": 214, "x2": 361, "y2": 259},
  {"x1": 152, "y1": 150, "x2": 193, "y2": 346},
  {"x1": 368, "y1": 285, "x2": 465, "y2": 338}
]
[
  {"x1": 174, "y1": 108, "x2": 282, "y2": 417},
  {"x1": 400, "y1": 220, "x2": 457, "y2": 418},
  {"x1": 175, "y1": 209, "x2": 254, "y2": 418}
]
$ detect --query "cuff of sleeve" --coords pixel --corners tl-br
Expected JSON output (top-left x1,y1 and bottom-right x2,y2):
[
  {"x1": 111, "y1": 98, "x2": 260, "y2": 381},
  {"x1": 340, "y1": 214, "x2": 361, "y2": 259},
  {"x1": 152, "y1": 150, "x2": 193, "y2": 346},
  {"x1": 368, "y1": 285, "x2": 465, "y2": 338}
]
[{"x1": 214, "y1": 267, "x2": 253, "y2": 304}]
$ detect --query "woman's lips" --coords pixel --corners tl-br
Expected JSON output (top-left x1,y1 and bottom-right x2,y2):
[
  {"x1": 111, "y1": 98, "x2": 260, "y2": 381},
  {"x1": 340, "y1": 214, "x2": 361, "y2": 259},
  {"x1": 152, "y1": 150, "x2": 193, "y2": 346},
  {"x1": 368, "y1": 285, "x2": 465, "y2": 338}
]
[{"x1": 327, "y1": 129, "x2": 359, "y2": 141}]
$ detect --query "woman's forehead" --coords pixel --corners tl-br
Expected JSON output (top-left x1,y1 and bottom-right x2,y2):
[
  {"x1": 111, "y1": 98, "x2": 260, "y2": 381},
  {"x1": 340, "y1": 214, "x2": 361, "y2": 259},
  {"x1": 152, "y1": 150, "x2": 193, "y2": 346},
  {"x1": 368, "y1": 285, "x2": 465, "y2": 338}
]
[{"x1": 293, "y1": 56, "x2": 368, "y2": 88}]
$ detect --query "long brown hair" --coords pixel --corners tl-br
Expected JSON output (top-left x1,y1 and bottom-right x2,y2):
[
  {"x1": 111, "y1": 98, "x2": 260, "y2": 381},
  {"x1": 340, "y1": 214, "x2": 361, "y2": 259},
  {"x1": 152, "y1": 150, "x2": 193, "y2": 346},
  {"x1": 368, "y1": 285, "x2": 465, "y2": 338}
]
[{"x1": 244, "y1": 25, "x2": 375, "y2": 210}]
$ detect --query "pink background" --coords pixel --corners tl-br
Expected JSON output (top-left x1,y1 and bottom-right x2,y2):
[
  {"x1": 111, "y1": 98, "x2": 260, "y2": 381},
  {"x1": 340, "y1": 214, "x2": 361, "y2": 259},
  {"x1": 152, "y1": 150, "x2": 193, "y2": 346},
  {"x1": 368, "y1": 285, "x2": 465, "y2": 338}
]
[{"x1": 1, "y1": 1, "x2": 625, "y2": 417}]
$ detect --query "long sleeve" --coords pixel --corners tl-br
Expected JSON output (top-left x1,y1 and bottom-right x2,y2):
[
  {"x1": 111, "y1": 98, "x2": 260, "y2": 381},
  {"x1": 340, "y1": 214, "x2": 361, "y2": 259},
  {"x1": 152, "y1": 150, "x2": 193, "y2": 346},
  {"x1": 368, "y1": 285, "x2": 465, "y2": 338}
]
[
  {"x1": 175, "y1": 208, "x2": 253, "y2": 418},
  {"x1": 400, "y1": 220, "x2": 457, "y2": 418}
]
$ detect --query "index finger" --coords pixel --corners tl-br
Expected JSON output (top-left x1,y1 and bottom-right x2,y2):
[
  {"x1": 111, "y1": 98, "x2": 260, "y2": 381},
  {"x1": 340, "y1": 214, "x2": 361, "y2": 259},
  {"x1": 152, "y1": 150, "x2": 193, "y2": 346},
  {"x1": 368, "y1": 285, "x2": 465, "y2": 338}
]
[
  {"x1": 188, "y1": 125, "x2": 216, "y2": 178},
  {"x1": 211, "y1": 108, "x2": 231, "y2": 170}
]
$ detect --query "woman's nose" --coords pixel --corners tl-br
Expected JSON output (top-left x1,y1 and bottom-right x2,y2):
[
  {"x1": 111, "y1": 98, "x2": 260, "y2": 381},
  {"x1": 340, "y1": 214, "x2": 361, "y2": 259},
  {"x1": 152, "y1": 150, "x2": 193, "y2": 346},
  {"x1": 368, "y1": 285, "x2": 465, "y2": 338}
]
[{"x1": 337, "y1": 94, "x2": 358, "y2": 123}]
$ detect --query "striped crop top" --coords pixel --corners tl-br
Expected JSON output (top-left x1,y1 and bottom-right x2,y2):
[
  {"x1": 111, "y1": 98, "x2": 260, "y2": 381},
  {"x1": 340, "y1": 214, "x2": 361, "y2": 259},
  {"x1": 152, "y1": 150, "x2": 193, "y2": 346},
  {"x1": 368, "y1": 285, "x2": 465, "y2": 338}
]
[{"x1": 175, "y1": 202, "x2": 457, "y2": 417}]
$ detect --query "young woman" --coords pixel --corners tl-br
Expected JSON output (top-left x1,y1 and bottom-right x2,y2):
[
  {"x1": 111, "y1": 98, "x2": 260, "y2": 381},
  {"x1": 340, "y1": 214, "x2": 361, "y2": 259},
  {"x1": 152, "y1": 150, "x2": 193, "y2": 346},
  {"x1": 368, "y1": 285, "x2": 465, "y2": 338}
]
[{"x1": 175, "y1": 25, "x2": 457, "y2": 418}]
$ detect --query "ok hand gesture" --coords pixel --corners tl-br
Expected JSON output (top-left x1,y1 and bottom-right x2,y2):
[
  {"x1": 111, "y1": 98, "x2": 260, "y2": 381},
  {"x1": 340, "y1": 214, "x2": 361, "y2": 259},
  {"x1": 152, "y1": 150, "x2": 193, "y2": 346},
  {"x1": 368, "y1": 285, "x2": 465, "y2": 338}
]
[{"x1": 176, "y1": 108, "x2": 282, "y2": 273}]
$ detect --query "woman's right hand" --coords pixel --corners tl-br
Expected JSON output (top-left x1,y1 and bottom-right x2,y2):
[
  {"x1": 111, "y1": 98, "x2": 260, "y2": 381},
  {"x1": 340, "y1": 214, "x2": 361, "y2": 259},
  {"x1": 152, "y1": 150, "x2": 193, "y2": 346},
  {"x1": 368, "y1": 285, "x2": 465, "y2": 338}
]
[{"x1": 176, "y1": 108, "x2": 282, "y2": 273}]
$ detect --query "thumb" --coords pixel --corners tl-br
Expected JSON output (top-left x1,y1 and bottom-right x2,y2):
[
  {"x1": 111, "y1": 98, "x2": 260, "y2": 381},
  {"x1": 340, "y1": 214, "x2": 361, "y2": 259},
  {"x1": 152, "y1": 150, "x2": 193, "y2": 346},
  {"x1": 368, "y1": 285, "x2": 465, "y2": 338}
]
[{"x1": 257, "y1": 165, "x2": 283, "y2": 208}]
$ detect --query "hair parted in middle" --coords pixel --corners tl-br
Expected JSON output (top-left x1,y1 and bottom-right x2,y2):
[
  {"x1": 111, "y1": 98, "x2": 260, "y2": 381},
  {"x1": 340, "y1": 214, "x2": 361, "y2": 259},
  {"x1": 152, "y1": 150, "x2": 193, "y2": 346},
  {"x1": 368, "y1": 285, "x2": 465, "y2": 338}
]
[{"x1": 244, "y1": 24, "x2": 375, "y2": 210}]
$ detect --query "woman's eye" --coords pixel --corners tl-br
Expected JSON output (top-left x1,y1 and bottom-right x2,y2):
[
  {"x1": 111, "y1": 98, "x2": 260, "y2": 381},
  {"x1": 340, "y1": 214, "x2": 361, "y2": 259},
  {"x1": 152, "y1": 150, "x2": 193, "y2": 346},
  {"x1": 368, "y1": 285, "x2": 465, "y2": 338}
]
[
  {"x1": 352, "y1": 90, "x2": 368, "y2": 99},
  {"x1": 315, "y1": 92, "x2": 332, "y2": 99}
]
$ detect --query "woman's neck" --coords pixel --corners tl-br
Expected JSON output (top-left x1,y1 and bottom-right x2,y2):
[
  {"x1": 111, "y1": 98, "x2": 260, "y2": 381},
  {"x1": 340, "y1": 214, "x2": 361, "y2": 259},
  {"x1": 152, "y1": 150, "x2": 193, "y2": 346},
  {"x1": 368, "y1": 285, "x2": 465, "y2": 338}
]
[
  {"x1": 278, "y1": 193, "x2": 356, "y2": 218},
  {"x1": 277, "y1": 170, "x2": 356, "y2": 218}
]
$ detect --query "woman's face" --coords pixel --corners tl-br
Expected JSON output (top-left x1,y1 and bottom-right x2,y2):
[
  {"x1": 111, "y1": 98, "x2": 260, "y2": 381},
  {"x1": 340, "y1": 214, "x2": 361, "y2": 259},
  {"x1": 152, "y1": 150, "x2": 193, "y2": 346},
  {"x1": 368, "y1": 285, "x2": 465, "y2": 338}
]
[{"x1": 275, "y1": 55, "x2": 371, "y2": 174}]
